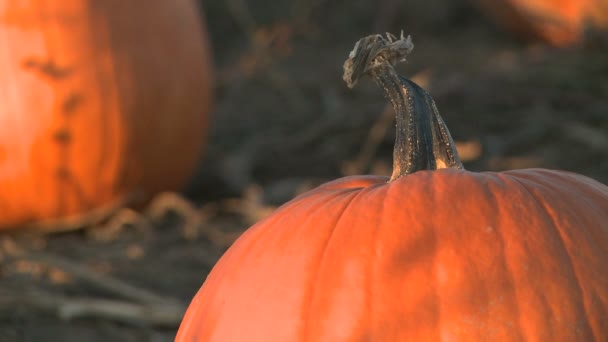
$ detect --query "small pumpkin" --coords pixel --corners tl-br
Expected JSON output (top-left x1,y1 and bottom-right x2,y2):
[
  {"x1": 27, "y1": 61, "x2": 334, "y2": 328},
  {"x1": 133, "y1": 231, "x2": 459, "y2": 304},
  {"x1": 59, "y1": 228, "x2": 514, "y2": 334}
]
[
  {"x1": 176, "y1": 33, "x2": 608, "y2": 341},
  {"x1": 0, "y1": 0, "x2": 213, "y2": 231},
  {"x1": 471, "y1": 0, "x2": 608, "y2": 46}
]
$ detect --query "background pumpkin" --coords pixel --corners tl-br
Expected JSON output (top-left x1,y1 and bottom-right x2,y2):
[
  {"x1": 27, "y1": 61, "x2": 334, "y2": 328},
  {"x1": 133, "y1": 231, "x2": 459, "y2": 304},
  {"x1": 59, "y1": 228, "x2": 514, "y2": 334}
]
[
  {"x1": 470, "y1": 0, "x2": 608, "y2": 46},
  {"x1": 176, "y1": 34, "x2": 608, "y2": 341},
  {"x1": 0, "y1": 0, "x2": 213, "y2": 231}
]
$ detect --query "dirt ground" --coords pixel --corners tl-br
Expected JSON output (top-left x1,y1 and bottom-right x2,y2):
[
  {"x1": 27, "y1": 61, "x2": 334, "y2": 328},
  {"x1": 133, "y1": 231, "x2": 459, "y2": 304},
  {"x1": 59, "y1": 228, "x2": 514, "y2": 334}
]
[{"x1": 1, "y1": 0, "x2": 607, "y2": 341}]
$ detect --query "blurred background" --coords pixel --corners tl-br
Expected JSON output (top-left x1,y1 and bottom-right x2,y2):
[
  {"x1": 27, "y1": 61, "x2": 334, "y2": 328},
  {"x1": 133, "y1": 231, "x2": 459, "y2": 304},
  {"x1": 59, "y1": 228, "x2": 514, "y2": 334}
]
[{"x1": 1, "y1": 0, "x2": 607, "y2": 340}]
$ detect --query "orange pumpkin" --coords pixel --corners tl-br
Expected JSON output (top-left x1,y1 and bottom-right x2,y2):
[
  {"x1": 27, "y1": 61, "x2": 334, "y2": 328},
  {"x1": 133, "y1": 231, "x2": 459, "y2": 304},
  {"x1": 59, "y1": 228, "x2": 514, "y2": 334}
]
[
  {"x1": 176, "y1": 33, "x2": 608, "y2": 341},
  {"x1": 0, "y1": 0, "x2": 213, "y2": 231},
  {"x1": 471, "y1": 0, "x2": 608, "y2": 46}
]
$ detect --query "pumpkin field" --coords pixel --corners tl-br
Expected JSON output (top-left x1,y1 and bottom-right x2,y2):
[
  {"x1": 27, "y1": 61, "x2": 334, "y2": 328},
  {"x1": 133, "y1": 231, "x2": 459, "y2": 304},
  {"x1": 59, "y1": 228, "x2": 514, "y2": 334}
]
[{"x1": 1, "y1": 0, "x2": 607, "y2": 341}]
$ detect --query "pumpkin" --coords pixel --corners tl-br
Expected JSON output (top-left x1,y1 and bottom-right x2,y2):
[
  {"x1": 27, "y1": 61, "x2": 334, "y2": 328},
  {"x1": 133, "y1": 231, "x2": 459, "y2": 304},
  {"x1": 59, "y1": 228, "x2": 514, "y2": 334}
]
[
  {"x1": 470, "y1": 0, "x2": 608, "y2": 46},
  {"x1": 0, "y1": 0, "x2": 213, "y2": 231},
  {"x1": 176, "y1": 33, "x2": 608, "y2": 341}
]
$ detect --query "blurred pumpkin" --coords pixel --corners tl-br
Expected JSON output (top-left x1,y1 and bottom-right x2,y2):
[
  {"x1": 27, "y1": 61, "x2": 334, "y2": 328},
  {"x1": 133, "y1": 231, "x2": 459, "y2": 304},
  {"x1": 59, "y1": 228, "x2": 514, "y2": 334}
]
[
  {"x1": 176, "y1": 34, "x2": 608, "y2": 341},
  {"x1": 0, "y1": 0, "x2": 213, "y2": 231},
  {"x1": 471, "y1": 0, "x2": 608, "y2": 46}
]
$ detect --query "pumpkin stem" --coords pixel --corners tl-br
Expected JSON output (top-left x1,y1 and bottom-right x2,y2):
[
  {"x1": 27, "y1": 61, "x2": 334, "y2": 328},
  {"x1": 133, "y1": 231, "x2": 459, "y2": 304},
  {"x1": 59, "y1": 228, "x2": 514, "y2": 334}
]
[{"x1": 343, "y1": 32, "x2": 464, "y2": 181}]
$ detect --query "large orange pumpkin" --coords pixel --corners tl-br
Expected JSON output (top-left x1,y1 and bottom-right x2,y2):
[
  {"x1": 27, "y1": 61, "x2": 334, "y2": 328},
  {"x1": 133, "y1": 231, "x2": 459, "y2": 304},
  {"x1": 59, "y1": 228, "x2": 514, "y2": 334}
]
[
  {"x1": 0, "y1": 0, "x2": 212, "y2": 230},
  {"x1": 471, "y1": 0, "x2": 608, "y2": 46},
  {"x1": 176, "y1": 33, "x2": 608, "y2": 341}
]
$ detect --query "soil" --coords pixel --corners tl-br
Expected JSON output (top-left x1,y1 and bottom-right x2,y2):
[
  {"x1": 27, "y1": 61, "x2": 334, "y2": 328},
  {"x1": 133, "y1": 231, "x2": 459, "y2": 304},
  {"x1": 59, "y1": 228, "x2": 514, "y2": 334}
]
[{"x1": 1, "y1": 0, "x2": 607, "y2": 341}]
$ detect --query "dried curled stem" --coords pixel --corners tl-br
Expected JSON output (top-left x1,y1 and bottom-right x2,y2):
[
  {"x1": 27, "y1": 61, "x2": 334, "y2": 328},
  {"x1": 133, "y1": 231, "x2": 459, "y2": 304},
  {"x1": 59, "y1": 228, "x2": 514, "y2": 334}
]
[
  {"x1": 343, "y1": 32, "x2": 463, "y2": 180},
  {"x1": 343, "y1": 31, "x2": 414, "y2": 89}
]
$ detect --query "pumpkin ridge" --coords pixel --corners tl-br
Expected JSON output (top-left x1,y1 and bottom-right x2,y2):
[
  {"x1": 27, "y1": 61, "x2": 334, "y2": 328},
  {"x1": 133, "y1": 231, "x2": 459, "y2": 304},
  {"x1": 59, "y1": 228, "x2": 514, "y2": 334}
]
[
  {"x1": 78, "y1": 5, "x2": 125, "y2": 212},
  {"x1": 367, "y1": 185, "x2": 388, "y2": 335},
  {"x1": 476, "y1": 173, "x2": 525, "y2": 340},
  {"x1": 84, "y1": 6, "x2": 122, "y2": 199},
  {"x1": 498, "y1": 173, "x2": 567, "y2": 339},
  {"x1": 300, "y1": 188, "x2": 364, "y2": 339},
  {"x1": 385, "y1": 175, "x2": 442, "y2": 339},
  {"x1": 508, "y1": 175, "x2": 595, "y2": 340}
]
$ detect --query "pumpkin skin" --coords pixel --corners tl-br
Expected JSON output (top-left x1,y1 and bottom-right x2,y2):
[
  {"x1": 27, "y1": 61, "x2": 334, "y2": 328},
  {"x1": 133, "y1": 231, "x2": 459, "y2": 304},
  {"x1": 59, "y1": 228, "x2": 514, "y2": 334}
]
[
  {"x1": 177, "y1": 32, "x2": 608, "y2": 341},
  {"x1": 177, "y1": 168, "x2": 608, "y2": 341},
  {"x1": 471, "y1": 0, "x2": 608, "y2": 46},
  {"x1": 0, "y1": 0, "x2": 212, "y2": 230}
]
